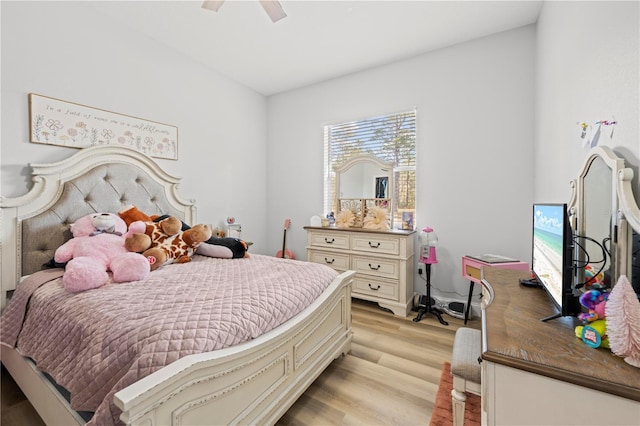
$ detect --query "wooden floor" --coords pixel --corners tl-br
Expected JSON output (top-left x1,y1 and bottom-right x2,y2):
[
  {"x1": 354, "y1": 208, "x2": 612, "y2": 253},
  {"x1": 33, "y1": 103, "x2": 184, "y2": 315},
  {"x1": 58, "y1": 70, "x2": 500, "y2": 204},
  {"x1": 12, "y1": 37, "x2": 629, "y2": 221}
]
[{"x1": 0, "y1": 299, "x2": 480, "y2": 426}]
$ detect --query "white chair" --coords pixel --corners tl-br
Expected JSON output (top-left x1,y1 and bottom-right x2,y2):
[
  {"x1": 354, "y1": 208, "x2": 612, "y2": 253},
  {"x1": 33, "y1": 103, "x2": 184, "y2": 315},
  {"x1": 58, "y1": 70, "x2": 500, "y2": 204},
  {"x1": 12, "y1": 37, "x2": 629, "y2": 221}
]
[{"x1": 450, "y1": 327, "x2": 482, "y2": 426}]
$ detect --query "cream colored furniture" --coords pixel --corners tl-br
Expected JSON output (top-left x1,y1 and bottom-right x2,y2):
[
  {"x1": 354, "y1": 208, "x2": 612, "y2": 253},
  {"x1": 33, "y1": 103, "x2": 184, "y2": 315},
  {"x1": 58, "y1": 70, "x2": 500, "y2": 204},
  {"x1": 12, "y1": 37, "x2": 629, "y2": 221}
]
[
  {"x1": 334, "y1": 154, "x2": 394, "y2": 228},
  {"x1": 480, "y1": 268, "x2": 640, "y2": 426},
  {"x1": 474, "y1": 147, "x2": 640, "y2": 425},
  {"x1": 305, "y1": 226, "x2": 415, "y2": 316},
  {"x1": 451, "y1": 327, "x2": 481, "y2": 426},
  {"x1": 569, "y1": 146, "x2": 640, "y2": 292},
  {"x1": 1, "y1": 146, "x2": 355, "y2": 426}
]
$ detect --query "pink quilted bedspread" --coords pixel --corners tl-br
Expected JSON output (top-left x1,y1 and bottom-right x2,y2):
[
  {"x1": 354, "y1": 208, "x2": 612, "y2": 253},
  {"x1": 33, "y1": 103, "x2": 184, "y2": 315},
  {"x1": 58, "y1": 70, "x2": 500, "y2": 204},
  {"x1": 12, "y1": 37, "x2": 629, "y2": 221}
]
[{"x1": 0, "y1": 254, "x2": 338, "y2": 425}]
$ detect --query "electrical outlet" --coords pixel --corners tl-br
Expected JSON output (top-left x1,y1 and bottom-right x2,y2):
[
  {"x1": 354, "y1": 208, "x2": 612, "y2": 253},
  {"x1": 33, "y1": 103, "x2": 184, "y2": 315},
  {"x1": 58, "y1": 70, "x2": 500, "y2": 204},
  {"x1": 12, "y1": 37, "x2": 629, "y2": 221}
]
[{"x1": 418, "y1": 267, "x2": 423, "y2": 275}]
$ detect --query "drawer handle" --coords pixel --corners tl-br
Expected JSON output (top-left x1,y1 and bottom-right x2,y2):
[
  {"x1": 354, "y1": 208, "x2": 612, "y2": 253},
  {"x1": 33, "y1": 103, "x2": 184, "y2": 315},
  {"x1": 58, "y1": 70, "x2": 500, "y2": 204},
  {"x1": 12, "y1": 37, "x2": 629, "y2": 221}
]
[
  {"x1": 324, "y1": 258, "x2": 335, "y2": 264},
  {"x1": 368, "y1": 263, "x2": 381, "y2": 270},
  {"x1": 324, "y1": 237, "x2": 335, "y2": 244},
  {"x1": 368, "y1": 241, "x2": 380, "y2": 248},
  {"x1": 368, "y1": 283, "x2": 381, "y2": 291}
]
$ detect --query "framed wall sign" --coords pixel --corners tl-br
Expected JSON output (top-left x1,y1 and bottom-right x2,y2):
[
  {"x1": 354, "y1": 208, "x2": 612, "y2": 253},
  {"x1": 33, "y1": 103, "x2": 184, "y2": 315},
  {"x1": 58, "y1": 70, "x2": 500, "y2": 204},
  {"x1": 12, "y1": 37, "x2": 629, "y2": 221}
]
[{"x1": 29, "y1": 93, "x2": 178, "y2": 160}]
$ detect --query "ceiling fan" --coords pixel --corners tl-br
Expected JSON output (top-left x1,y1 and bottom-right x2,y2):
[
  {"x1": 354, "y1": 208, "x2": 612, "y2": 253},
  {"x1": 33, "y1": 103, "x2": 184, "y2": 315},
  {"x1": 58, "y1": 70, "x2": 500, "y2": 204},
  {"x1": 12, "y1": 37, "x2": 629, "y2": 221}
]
[{"x1": 202, "y1": 1, "x2": 287, "y2": 23}]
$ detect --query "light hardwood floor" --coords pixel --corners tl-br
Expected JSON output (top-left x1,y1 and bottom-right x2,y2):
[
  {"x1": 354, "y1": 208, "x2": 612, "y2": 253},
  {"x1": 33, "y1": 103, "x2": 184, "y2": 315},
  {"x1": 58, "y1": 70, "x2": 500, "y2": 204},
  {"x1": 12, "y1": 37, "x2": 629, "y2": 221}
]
[{"x1": 1, "y1": 299, "x2": 480, "y2": 425}]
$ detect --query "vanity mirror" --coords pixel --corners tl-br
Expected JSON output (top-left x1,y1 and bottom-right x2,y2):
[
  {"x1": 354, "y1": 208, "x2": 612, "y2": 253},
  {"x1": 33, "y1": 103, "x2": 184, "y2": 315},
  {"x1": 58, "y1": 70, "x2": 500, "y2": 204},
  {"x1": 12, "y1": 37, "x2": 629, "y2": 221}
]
[
  {"x1": 334, "y1": 154, "x2": 394, "y2": 228},
  {"x1": 571, "y1": 146, "x2": 640, "y2": 295},
  {"x1": 571, "y1": 147, "x2": 624, "y2": 287}
]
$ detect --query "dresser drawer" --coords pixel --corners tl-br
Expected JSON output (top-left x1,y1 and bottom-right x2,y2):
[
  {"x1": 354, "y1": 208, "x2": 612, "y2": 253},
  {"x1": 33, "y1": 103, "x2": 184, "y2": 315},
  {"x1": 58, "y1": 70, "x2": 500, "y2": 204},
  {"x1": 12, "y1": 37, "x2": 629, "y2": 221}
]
[
  {"x1": 351, "y1": 235, "x2": 400, "y2": 255},
  {"x1": 308, "y1": 250, "x2": 350, "y2": 271},
  {"x1": 353, "y1": 276, "x2": 398, "y2": 301},
  {"x1": 308, "y1": 231, "x2": 350, "y2": 250},
  {"x1": 351, "y1": 255, "x2": 400, "y2": 279}
]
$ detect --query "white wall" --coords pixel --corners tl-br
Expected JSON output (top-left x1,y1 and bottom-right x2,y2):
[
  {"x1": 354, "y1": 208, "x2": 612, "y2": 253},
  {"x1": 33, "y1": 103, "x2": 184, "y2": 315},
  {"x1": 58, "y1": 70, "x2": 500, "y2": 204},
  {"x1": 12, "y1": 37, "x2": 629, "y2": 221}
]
[
  {"x1": 1, "y1": 1, "x2": 269, "y2": 252},
  {"x1": 3, "y1": 1, "x2": 637, "y2": 312},
  {"x1": 535, "y1": 0, "x2": 640, "y2": 202},
  {"x1": 267, "y1": 26, "x2": 536, "y2": 303}
]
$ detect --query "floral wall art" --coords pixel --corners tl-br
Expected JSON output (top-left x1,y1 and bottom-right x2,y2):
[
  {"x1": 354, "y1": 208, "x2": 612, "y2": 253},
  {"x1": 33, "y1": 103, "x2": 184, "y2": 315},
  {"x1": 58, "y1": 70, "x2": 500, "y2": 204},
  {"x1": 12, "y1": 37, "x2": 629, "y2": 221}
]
[{"x1": 29, "y1": 93, "x2": 178, "y2": 159}]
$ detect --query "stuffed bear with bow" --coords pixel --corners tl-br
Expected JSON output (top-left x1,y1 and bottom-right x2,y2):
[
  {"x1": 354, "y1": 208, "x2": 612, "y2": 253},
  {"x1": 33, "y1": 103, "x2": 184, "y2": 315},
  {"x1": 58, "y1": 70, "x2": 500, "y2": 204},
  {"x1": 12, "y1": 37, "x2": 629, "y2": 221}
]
[{"x1": 54, "y1": 213, "x2": 150, "y2": 292}]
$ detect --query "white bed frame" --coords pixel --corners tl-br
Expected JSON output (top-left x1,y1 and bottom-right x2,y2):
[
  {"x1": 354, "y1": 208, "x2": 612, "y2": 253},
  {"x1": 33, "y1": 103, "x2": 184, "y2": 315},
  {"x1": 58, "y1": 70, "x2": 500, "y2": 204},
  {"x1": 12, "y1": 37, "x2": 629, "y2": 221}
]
[{"x1": 1, "y1": 145, "x2": 354, "y2": 425}]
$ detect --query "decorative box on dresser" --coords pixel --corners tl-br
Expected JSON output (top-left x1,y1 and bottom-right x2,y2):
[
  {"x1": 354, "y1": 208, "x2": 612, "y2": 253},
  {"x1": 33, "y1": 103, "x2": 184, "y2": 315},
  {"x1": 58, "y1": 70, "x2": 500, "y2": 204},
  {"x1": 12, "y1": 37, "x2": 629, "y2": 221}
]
[{"x1": 304, "y1": 226, "x2": 415, "y2": 316}]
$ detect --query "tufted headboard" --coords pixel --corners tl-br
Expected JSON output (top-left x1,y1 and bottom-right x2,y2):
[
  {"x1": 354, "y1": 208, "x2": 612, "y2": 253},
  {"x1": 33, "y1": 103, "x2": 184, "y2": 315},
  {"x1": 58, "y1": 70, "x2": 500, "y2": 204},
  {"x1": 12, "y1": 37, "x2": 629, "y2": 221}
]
[{"x1": 0, "y1": 146, "x2": 196, "y2": 308}]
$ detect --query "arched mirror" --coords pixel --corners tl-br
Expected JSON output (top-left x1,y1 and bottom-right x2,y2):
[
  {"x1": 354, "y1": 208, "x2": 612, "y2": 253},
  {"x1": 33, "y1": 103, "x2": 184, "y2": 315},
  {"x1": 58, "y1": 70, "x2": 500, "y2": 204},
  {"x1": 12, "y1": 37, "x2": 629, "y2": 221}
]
[
  {"x1": 572, "y1": 147, "x2": 623, "y2": 287},
  {"x1": 571, "y1": 146, "x2": 640, "y2": 295},
  {"x1": 334, "y1": 154, "x2": 394, "y2": 228}
]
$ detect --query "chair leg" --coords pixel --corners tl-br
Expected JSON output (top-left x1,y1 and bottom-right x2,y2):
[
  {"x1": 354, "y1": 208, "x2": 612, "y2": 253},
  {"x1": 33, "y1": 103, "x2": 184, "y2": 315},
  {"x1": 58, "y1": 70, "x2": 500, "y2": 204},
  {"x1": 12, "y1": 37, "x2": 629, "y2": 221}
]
[{"x1": 451, "y1": 388, "x2": 467, "y2": 426}]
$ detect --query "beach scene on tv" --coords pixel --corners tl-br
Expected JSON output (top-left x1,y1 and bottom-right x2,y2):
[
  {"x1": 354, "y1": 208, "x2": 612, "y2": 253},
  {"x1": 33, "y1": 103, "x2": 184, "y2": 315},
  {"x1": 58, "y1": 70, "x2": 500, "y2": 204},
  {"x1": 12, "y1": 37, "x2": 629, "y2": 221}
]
[{"x1": 533, "y1": 205, "x2": 564, "y2": 306}]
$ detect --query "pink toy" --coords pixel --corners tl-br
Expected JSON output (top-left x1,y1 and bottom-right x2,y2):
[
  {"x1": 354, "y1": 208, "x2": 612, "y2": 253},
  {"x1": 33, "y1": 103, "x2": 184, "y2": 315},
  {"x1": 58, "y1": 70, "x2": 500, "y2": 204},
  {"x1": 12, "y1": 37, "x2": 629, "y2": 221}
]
[
  {"x1": 584, "y1": 264, "x2": 605, "y2": 289},
  {"x1": 577, "y1": 289, "x2": 609, "y2": 322},
  {"x1": 54, "y1": 213, "x2": 150, "y2": 292}
]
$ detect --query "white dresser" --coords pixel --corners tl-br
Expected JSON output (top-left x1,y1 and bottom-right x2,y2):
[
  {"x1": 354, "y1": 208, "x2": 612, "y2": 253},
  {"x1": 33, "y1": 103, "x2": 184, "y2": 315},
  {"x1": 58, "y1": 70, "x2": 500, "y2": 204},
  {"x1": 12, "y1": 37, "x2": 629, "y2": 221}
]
[
  {"x1": 304, "y1": 226, "x2": 415, "y2": 316},
  {"x1": 480, "y1": 268, "x2": 640, "y2": 425}
]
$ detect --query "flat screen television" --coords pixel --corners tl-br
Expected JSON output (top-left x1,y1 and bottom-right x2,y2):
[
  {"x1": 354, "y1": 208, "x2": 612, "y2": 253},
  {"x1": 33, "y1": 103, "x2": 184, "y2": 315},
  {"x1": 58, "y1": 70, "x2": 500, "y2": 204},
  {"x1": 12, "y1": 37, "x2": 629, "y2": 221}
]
[{"x1": 531, "y1": 203, "x2": 580, "y2": 321}]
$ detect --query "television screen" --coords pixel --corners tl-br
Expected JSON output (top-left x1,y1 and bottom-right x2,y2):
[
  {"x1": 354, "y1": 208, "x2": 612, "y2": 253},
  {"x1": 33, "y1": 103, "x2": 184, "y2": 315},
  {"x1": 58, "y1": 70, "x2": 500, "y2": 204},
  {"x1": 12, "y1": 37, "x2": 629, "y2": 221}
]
[{"x1": 532, "y1": 203, "x2": 578, "y2": 320}]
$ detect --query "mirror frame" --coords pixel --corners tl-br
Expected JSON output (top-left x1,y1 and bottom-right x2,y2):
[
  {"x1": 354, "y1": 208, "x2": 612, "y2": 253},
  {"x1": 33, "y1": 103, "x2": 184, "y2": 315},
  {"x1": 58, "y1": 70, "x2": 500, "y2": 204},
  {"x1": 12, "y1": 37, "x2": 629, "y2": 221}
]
[
  {"x1": 334, "y1": 154, "x2": 395, "y2": 199},
  {"x1": 334, "y1": 154, "x2": 395, "y2": 228},
  {"x1": 616, "y1": 162, "x2": 640, "y2": 279},
  {"x1": 570, "y1": 146, "x2": 640, "y2": 287}
]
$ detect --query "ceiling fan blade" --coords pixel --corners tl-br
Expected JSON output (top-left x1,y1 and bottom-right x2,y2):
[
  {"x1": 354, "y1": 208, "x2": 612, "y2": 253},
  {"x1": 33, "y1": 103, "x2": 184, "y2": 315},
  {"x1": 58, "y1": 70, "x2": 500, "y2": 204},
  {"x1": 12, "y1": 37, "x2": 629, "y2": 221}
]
[
  {"x1": 259, "y1": 0, "x2": 287, "y2": 23},
  {"x1": 202, "y1": 0, "x2": 225, "y2": 12}
]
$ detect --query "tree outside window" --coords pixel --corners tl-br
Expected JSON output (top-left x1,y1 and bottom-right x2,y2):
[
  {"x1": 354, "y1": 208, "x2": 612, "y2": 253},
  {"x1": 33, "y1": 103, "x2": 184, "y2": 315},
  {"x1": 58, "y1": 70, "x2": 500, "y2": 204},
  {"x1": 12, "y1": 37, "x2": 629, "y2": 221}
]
[{"x1": 324, "y1": 110, "x2": 416, "y2": 227}]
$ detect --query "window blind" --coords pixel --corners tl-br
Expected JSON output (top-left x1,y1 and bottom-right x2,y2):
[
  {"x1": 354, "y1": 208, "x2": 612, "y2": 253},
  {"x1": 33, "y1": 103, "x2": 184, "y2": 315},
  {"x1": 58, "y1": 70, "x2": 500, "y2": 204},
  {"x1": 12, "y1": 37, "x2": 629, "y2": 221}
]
[{"x1": 324, "y1": 110, "x2": 417, "y2": 225}]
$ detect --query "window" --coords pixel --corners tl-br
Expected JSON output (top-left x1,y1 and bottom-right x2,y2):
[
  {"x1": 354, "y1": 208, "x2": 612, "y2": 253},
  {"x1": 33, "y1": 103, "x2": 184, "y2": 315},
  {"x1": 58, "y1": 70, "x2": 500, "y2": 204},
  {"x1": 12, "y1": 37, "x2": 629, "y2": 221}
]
[{"x1": 324, "y1": 110, "x2": 416, "y2": 227}]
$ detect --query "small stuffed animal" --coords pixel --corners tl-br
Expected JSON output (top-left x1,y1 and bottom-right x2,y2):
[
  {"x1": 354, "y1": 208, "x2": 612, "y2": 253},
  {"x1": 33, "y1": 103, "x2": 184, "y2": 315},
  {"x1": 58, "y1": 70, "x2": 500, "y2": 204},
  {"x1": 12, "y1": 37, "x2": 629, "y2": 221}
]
[
  {"x1": 152, "y1": 215, "x2": 249, "y2": 259},
  {"x1": 139, "y1": 218, "x2": 212, "y2": 270},
  {"x1": 54, "y1": 213, "x2": 150, "y2": 292},
  {"x1": 211, "y1": 227, "x2": 225, "y2": 238},
  {"x1": 575, "y1": 320, "x2": 610, "y2": 349},
  {"x1": 123, "y1": 216, "x2": 183, "y2": 256},
  {"x1": 574, "y1": 289, "x2": 610, "y2": 349},
  {"x1": 119, "y1": 205, "x2": 249, "y2": 260},
  {"x1": 577, "y1": 290, "x2": 609, "y2": 322},
  {"x1": 119, "y1": 204, "x2": 187, "y2": 269},
  {"x1": 123, "y1": 213, "x2": 213, "y2": 271},
  {"x1": 584, "y1": 264, "x2": 606, "y2": 290},
  {"x1": 118, "y1": 204, "x2": 161, "y2": 226},
  {"x1": 196, "y1": 237, "x2": 248, "y2": 258}
]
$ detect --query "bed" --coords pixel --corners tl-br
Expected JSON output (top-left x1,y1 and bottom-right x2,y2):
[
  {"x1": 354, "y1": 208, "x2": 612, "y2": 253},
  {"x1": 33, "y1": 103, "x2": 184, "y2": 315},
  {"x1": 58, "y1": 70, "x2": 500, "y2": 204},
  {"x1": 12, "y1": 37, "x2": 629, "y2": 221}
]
[{"x1": 0, "y1": 145, "x2": 354, "y2": 426}]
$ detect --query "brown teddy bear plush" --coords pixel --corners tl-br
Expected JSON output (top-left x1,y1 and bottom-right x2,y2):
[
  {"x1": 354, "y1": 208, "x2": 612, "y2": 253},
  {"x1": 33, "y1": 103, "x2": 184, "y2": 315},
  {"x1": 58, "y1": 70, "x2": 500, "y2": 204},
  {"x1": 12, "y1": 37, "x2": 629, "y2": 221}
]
[
  {"x1": 119, "y1": 205, "x2": 249, "y2": 260},
  {"x1": 119, "y1": 206, "x2": 212, "y2": 270},
  {"x1": 124, "y1": 215, "x2": 212, "y2": 271},
  {"x1": 122, "y1": 215, "x2": 181, "y2": 264},
  {"x1": 144, "y1": 218, "x2": 211, "y2": 270}
]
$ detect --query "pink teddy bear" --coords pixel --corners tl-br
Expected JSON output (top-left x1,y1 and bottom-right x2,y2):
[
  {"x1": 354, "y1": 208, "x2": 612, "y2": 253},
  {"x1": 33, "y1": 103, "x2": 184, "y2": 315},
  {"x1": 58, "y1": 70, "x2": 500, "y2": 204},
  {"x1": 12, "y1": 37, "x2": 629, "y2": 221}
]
[{"x1": 54, "y1": 213, "x2": 150, "y2": 292}]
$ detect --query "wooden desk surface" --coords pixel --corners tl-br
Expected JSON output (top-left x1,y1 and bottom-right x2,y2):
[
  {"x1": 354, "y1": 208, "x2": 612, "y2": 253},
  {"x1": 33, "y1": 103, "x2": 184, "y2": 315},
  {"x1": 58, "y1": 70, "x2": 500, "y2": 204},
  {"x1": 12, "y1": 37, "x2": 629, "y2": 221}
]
[{"x1": 482, "y1": 267, "x2": 640, "y2": 402}]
